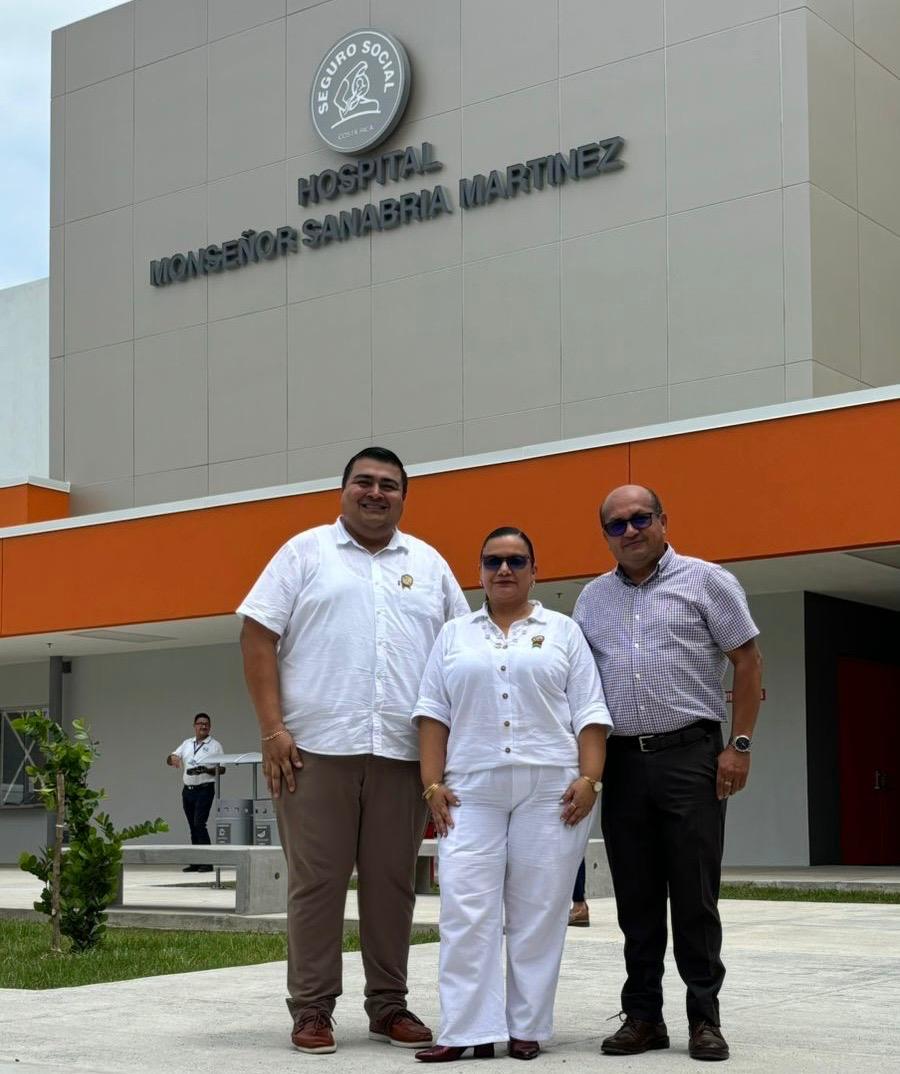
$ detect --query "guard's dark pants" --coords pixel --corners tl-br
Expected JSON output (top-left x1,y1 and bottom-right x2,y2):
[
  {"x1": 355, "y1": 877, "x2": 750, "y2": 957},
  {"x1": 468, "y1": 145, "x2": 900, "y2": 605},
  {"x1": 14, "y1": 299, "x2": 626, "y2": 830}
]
[
  {"x1": 181, "y1": 783, "x2": 215, "y2": 845},
  {"x1": 601, "y1": 724, "x2": 726, "y2": 1027}
]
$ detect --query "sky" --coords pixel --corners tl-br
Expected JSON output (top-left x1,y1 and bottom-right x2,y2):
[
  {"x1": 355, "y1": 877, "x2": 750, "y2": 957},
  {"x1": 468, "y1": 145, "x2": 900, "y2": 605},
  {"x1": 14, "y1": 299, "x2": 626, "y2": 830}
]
[{"x1": 0, "y1": 1, "x2": 114, "y2": 290}]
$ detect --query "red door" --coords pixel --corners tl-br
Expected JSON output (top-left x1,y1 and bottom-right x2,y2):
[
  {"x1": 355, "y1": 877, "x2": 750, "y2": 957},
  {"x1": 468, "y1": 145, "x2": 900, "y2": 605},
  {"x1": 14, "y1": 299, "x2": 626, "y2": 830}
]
[{"x1": 837, "y1": 658, "x2": 900, "y2": 865}]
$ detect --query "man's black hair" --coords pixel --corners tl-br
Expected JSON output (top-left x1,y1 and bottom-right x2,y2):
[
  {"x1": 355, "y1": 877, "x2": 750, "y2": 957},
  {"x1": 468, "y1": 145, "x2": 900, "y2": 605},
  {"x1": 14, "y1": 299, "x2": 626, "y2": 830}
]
[{"x1": 341, "y1": 447, "x2": 408, "y2": 495}]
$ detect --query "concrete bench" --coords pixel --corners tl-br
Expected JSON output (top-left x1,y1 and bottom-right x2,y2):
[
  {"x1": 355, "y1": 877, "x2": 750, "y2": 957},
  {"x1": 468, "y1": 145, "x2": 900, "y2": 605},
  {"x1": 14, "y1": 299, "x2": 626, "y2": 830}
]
[
  {"x1": 117, "y1": 844, "x2": 287, "y2": 915},
  {"x1": 415, "y1": 837, "x2": 613, "y2": 897}
]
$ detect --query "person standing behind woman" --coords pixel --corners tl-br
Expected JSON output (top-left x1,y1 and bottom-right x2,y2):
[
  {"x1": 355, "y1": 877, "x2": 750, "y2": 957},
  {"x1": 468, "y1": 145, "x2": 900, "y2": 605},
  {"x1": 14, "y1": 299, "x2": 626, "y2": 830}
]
[{"x1": 413, "y1": 528, "x2": 612, "y2": 1063}]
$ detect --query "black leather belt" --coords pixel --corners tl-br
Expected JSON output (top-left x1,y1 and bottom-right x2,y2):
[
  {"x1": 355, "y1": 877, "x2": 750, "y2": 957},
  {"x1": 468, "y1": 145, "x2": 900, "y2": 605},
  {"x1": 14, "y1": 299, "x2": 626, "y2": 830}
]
[{"x1": 611, "y1": 720, "x2": 717, "y2": 753}]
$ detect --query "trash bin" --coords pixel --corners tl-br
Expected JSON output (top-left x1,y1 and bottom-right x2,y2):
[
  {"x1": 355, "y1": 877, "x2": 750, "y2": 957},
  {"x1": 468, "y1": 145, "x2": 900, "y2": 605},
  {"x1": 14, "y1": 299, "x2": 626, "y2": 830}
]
[
  {"x1": 214, "y1": 798, "x2": 253, "y2": 844},
  {"x1": 253, "y1": 798, "x2": 279, "y2": 846}
]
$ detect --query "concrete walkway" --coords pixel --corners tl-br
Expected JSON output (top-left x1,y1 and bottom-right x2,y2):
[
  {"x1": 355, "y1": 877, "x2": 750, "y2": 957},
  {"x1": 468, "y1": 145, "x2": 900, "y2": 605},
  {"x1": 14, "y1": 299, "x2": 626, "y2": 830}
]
[
  {"x1": 2, "y1": 865, "x2": 897, "y2": 934},
  {"x1": 2, "y1": 895, "x2": 899, "y2": 1074}
]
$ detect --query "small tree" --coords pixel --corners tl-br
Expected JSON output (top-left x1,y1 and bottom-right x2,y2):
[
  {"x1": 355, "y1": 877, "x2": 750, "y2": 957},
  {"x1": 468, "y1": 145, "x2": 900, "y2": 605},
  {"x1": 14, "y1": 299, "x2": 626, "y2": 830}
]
[{"x1": 13, "y1": 712, "x2": 168, "y2": 952}]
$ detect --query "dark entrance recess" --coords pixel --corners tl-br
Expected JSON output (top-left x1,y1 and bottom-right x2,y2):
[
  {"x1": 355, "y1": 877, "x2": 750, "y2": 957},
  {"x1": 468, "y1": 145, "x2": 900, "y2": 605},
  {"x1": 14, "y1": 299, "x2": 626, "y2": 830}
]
[
  {"x1": 837, "y1": 658, "x2": 900, "y2": 865},
  {"x1": 805, "y1": 593, "x2": 900, "y2": 865}
]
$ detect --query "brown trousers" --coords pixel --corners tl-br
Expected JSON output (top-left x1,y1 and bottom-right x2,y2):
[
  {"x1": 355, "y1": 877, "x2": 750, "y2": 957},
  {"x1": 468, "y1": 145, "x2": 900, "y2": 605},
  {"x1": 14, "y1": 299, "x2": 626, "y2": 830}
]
[{"x1": 275, "y1": 751, "x2": 428, "y2": 1021}]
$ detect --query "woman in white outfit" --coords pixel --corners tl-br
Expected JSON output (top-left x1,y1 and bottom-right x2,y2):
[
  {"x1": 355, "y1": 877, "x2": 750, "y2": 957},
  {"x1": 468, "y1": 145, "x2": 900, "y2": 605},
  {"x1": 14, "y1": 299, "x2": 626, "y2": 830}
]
[{"x1": 413, "y1": 527, "x2": 612, "y2": 1062}]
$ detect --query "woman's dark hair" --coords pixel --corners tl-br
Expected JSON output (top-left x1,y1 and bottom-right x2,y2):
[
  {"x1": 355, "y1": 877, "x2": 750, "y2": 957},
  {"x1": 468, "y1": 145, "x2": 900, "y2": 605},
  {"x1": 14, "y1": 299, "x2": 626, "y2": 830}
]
[
  {"x1": 480, "y1": 526, "x2": 536, "y2": 564},
  {"x1": 341, "y1": 446, "x2": 408, "y2": 495}
]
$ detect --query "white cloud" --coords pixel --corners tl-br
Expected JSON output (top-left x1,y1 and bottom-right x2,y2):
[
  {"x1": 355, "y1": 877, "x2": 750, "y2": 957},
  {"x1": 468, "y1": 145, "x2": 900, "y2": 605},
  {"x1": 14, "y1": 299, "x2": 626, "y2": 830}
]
[{"x1": 0, "y1": 1, "x2": 117, "y2": 289}]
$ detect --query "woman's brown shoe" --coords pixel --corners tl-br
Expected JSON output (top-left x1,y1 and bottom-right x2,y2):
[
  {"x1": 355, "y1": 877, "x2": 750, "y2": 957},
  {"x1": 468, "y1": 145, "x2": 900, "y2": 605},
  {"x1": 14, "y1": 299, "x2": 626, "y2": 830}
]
[
  {"x1": 508, "y1": 1039, "x2": 540, "y2": 1060},
  {"x1": 415, "y1": 1044, "x2": 495, "y2": 1062},
  {"x1": 568, "y1": 902, "x2": 590, "y2": 927}
]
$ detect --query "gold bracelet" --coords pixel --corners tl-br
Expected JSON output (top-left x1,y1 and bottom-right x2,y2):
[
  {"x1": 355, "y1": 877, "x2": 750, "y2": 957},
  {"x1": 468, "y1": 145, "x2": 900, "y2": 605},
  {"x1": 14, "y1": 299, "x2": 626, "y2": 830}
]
[
  {"x1": 261, "y1": 727, "x2": 289, "y2": 743},
  {"x1": 422, "y1": 782, "x2": 442, "y2": 801}
]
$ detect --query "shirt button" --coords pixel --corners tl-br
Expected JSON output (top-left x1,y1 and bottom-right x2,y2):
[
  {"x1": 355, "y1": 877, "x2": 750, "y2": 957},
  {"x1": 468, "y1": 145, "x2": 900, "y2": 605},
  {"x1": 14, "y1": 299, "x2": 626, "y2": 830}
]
[
  {"x1": 635, "y1": 673, "x2": 640, "y2": 680},
  {"x1": 640, "y1": 705, "x2": 646, "y2": 712},
  {"x1": 504, "y1": 747, "x2": 511, "y2": 754},
  {"x1": 502, "y1": 693, "x2": 509, "y2": 700},
  {"x1": 500, "y1": 665, "x2": 507, "y2": 671},
  {"x1": 634, "y1": 643, "x2": 640, "y2": 649},
  {"x1": 504, "y1": 721, "x2": 510, "y2": 728},
  {"x1": 634, "y1": 614, "x2": 640, "y2": 620}
]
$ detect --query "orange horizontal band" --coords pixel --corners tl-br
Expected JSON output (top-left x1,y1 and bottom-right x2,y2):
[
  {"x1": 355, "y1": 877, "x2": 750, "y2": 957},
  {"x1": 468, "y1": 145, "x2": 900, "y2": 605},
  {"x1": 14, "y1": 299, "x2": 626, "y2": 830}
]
[{"x1": 1, "y1": 400, "x2": 898, "y2": 637}]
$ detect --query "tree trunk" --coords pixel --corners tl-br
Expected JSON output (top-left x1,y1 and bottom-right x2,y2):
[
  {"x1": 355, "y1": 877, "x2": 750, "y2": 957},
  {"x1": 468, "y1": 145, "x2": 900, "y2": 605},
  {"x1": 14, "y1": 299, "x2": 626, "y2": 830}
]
[{"x1": 51, "y1": 771, "x2": 65, "y2": 954}]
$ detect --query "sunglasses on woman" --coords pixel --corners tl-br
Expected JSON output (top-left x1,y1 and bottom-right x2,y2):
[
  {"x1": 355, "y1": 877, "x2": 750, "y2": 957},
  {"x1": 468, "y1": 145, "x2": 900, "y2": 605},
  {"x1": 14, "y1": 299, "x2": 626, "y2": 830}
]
[
  {"x1": 481, "y1": 554, "x2": 532, "y2": 571},
  {"x1": 602, "y1": 512, "x2": 657, "y2": 537}
]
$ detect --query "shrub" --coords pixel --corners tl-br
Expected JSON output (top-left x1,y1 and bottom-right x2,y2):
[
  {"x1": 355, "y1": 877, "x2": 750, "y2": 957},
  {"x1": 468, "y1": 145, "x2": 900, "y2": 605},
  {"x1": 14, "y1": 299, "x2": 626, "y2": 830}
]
[{"x1": 13, "y1": 712, "x2": 168, "y2": 952}]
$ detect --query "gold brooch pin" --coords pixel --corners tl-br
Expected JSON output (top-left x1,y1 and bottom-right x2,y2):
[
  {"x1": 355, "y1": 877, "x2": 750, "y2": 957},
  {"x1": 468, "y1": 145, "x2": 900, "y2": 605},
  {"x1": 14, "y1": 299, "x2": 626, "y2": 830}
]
[
  {"x1": 400, "y1": 574, "x2": 414, "y2": 589},
  {"x1": 531, "y1": 635, "x2": 545, "y2": 649}
]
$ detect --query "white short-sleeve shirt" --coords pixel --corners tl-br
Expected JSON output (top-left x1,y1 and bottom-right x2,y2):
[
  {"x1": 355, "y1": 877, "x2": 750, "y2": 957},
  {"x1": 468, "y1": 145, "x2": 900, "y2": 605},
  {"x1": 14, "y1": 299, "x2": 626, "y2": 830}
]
[
  {"x1": 171, "y1": 737, "x2": 224, "y2": 786},
  {"x1": 237, "y1": 519, "x2": 469, "y2": 761},
  {"x1": 413, "y1": 602, "x2": 612, "y2": 778}
]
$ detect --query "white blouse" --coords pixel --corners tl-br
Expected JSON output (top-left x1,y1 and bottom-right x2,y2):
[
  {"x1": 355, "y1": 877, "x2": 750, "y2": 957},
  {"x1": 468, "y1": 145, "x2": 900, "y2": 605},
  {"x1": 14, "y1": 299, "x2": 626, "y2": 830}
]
[{"x1": 413, "y1": 602, "x2": 612, "y2": 777}]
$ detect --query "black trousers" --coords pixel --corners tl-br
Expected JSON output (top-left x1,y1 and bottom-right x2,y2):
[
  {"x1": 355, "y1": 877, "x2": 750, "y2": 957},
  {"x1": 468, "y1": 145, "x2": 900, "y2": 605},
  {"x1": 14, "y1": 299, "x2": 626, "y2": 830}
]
[
  {"x1": 600, "y1": 724, "x2": 726, "y2": 1027},
  {"x1": 182, "y1": 783, "x2": 215, "y2": 845},
  {"x1": 572, "y1": 859, "x2": 586, "y2": 903}
]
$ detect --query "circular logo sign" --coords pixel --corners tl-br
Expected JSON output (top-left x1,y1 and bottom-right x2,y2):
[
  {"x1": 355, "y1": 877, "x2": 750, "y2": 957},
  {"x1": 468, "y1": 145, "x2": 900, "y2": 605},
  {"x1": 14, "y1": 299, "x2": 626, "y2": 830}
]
[{"x1": 310, "y1": 29, "x2": 411, "y2": 154}]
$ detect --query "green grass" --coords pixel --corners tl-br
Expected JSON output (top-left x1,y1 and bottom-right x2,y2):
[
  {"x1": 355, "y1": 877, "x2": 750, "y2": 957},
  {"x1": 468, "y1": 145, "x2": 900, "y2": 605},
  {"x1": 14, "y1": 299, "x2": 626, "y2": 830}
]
[
  {"x1": 0, "y1": 920, "x2": 439, "y2": 990},
  {"x1": 720, "y1": 883, "x2": 900, "y2": 904}
]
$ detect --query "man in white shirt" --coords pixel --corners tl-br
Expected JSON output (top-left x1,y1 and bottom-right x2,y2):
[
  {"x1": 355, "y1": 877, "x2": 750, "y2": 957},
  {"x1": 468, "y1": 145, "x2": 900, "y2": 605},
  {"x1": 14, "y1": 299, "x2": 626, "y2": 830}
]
[
  {"x1": 238, "y1": 447, "x2": 469, "y2": 1056},
  {"x1": 166, "y1": 712, "x2": 225, "y2": 872}
]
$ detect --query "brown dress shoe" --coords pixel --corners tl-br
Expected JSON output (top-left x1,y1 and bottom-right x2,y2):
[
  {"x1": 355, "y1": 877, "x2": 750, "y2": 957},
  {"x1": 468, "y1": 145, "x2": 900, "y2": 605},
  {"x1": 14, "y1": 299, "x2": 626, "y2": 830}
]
[
  {"x1": 689, "y1": 1022, "x2": 729, "y2": 1061},
  {"x1": 291, "y1": 1008, "x2": 336, "y2": 1053},
  {"x1": 415, "y1": 1044, "x2": 495, "y2": 1062},
  {"x1": 369, "y1": 1008, "x2": 433, "y2": 1048},
  {"x1": 568, "y1": 902, "x2": 590, "y2": 928},
  {"x1": 601, "y1": 1014, "x2": 669, "y2": 1055},
  {"x1": 508, "y1": 1038, "x2": 540, "y2": 1060}
]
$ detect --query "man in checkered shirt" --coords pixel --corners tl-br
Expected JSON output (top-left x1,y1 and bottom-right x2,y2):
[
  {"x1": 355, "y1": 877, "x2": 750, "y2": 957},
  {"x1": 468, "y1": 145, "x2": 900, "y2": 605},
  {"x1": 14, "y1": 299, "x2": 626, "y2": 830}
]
[{"x1": 574, "y1": 485, "x2": 762, "y2": 1063}]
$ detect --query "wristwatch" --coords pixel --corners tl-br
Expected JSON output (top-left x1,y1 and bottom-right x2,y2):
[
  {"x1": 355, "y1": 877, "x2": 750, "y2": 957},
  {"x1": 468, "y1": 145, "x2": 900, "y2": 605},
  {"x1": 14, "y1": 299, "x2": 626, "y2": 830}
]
[
  {"x1": 728, "y1": 734, "x2": 752, "y2": 754},
  {"x1": 578, "y1": 775, "x2": 603, "y2": 793}
]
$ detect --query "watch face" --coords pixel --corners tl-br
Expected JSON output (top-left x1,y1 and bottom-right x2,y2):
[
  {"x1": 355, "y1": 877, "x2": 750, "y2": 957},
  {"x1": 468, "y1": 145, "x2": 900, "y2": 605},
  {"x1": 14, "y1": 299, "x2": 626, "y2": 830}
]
[{"x1": 733, "y1": 735, "x2": 752, "y2": 753}]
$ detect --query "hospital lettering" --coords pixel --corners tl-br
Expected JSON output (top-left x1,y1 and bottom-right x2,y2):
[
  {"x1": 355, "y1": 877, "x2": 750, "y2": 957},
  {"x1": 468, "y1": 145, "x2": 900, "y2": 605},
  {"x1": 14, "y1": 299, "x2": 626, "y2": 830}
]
[{"x1": 149, "y1": 136, "x2": 625, "y2": 287}]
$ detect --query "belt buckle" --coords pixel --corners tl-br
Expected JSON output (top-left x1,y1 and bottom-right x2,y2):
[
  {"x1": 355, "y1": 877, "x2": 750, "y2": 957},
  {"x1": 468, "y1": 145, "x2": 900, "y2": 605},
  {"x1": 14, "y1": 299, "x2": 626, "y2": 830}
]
[{"x1": 638, "y1": 734, "x2": 654, "y2": 753}]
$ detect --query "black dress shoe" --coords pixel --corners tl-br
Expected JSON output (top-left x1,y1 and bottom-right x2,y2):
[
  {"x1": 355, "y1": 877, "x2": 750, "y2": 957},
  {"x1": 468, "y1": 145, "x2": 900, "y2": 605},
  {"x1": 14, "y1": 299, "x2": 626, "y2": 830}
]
[
  {"x1": 195, "y1": 864, "x2": 214, "y2": 873},
  {"x1": 601, "y1": 1015, "x2": 669, "y2": 1055},
  {"x1": 508, "y1": 1039, "x2": 540, "y2": 1060},
  {"x1": 415, "y1": 1044, "x2": 495, "y2": 1062},
  {"x1": 182, "y1": 865, "x2": 198, "y2": 872},
  {"x1": 689, "y1": 1022, "x2": 729, "y2": 1061}
]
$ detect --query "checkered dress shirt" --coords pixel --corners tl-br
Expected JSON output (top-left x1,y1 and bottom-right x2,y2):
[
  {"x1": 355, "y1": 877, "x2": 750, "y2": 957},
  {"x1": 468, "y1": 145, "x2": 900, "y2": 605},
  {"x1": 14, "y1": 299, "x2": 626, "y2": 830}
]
[{"x1": 573, "y1": 546, "x2": 759, "y2": 736}]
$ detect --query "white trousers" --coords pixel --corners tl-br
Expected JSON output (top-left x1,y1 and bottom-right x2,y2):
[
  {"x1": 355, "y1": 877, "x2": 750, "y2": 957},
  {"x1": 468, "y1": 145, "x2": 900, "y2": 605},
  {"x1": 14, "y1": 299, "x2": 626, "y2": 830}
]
[{"x1": 436, "y1": 765, "x2": 594, "y2": 1046}]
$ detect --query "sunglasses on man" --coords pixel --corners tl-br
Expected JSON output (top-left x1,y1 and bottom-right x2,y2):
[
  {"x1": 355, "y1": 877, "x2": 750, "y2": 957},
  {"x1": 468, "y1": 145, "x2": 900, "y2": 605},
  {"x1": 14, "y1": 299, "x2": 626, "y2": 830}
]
[
  {"x1": 481, "y1": 554, "x2": 532, "y2": 571},
  {"x1": 602, "y1": 512, "x2": 658, "y2": 537}
]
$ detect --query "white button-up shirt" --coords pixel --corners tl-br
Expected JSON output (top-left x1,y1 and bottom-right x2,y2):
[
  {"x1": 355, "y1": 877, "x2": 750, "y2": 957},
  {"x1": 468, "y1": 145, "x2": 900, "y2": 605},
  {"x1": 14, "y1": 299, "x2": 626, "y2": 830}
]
[
  {"x1": 237, "y1": 519, "x2": 469, "y2": 760},
  {"x1": 171, "y1": 737, "x2": 224, "y2": 786},
  {"x1": 413, "y1": 602, "x2": 613, "y2": 778}
]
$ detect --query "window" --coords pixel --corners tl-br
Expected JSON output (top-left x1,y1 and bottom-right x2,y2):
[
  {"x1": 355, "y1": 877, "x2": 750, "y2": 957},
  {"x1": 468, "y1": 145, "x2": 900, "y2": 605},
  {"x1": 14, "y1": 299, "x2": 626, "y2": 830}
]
[{"x1": 1, "y1": 708, "x2": 47, "y2": 806}]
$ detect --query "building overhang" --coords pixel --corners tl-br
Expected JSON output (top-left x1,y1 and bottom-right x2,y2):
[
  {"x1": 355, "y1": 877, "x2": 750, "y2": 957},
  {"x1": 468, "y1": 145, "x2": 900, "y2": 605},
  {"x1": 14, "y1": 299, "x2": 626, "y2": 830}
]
[
  {"x1": 0, "y1": 477, "x2": 69, "y2": 527},
  {"x1": 0, "y1": 390, "x2": 897, "y2": 644}
]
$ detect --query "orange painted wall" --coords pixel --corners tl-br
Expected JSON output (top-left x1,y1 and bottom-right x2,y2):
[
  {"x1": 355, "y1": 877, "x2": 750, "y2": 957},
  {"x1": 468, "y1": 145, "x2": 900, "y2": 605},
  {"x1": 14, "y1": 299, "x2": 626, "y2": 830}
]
[
  {"x1": 1, "y1": 401, "x2": 898, "y2": 637},
  {"x1": 0, "y1": 485, "x2": 69, "y2": 527},
  {"x1": 632, "y1": 401, "x2": 900, "y2": 561}
]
